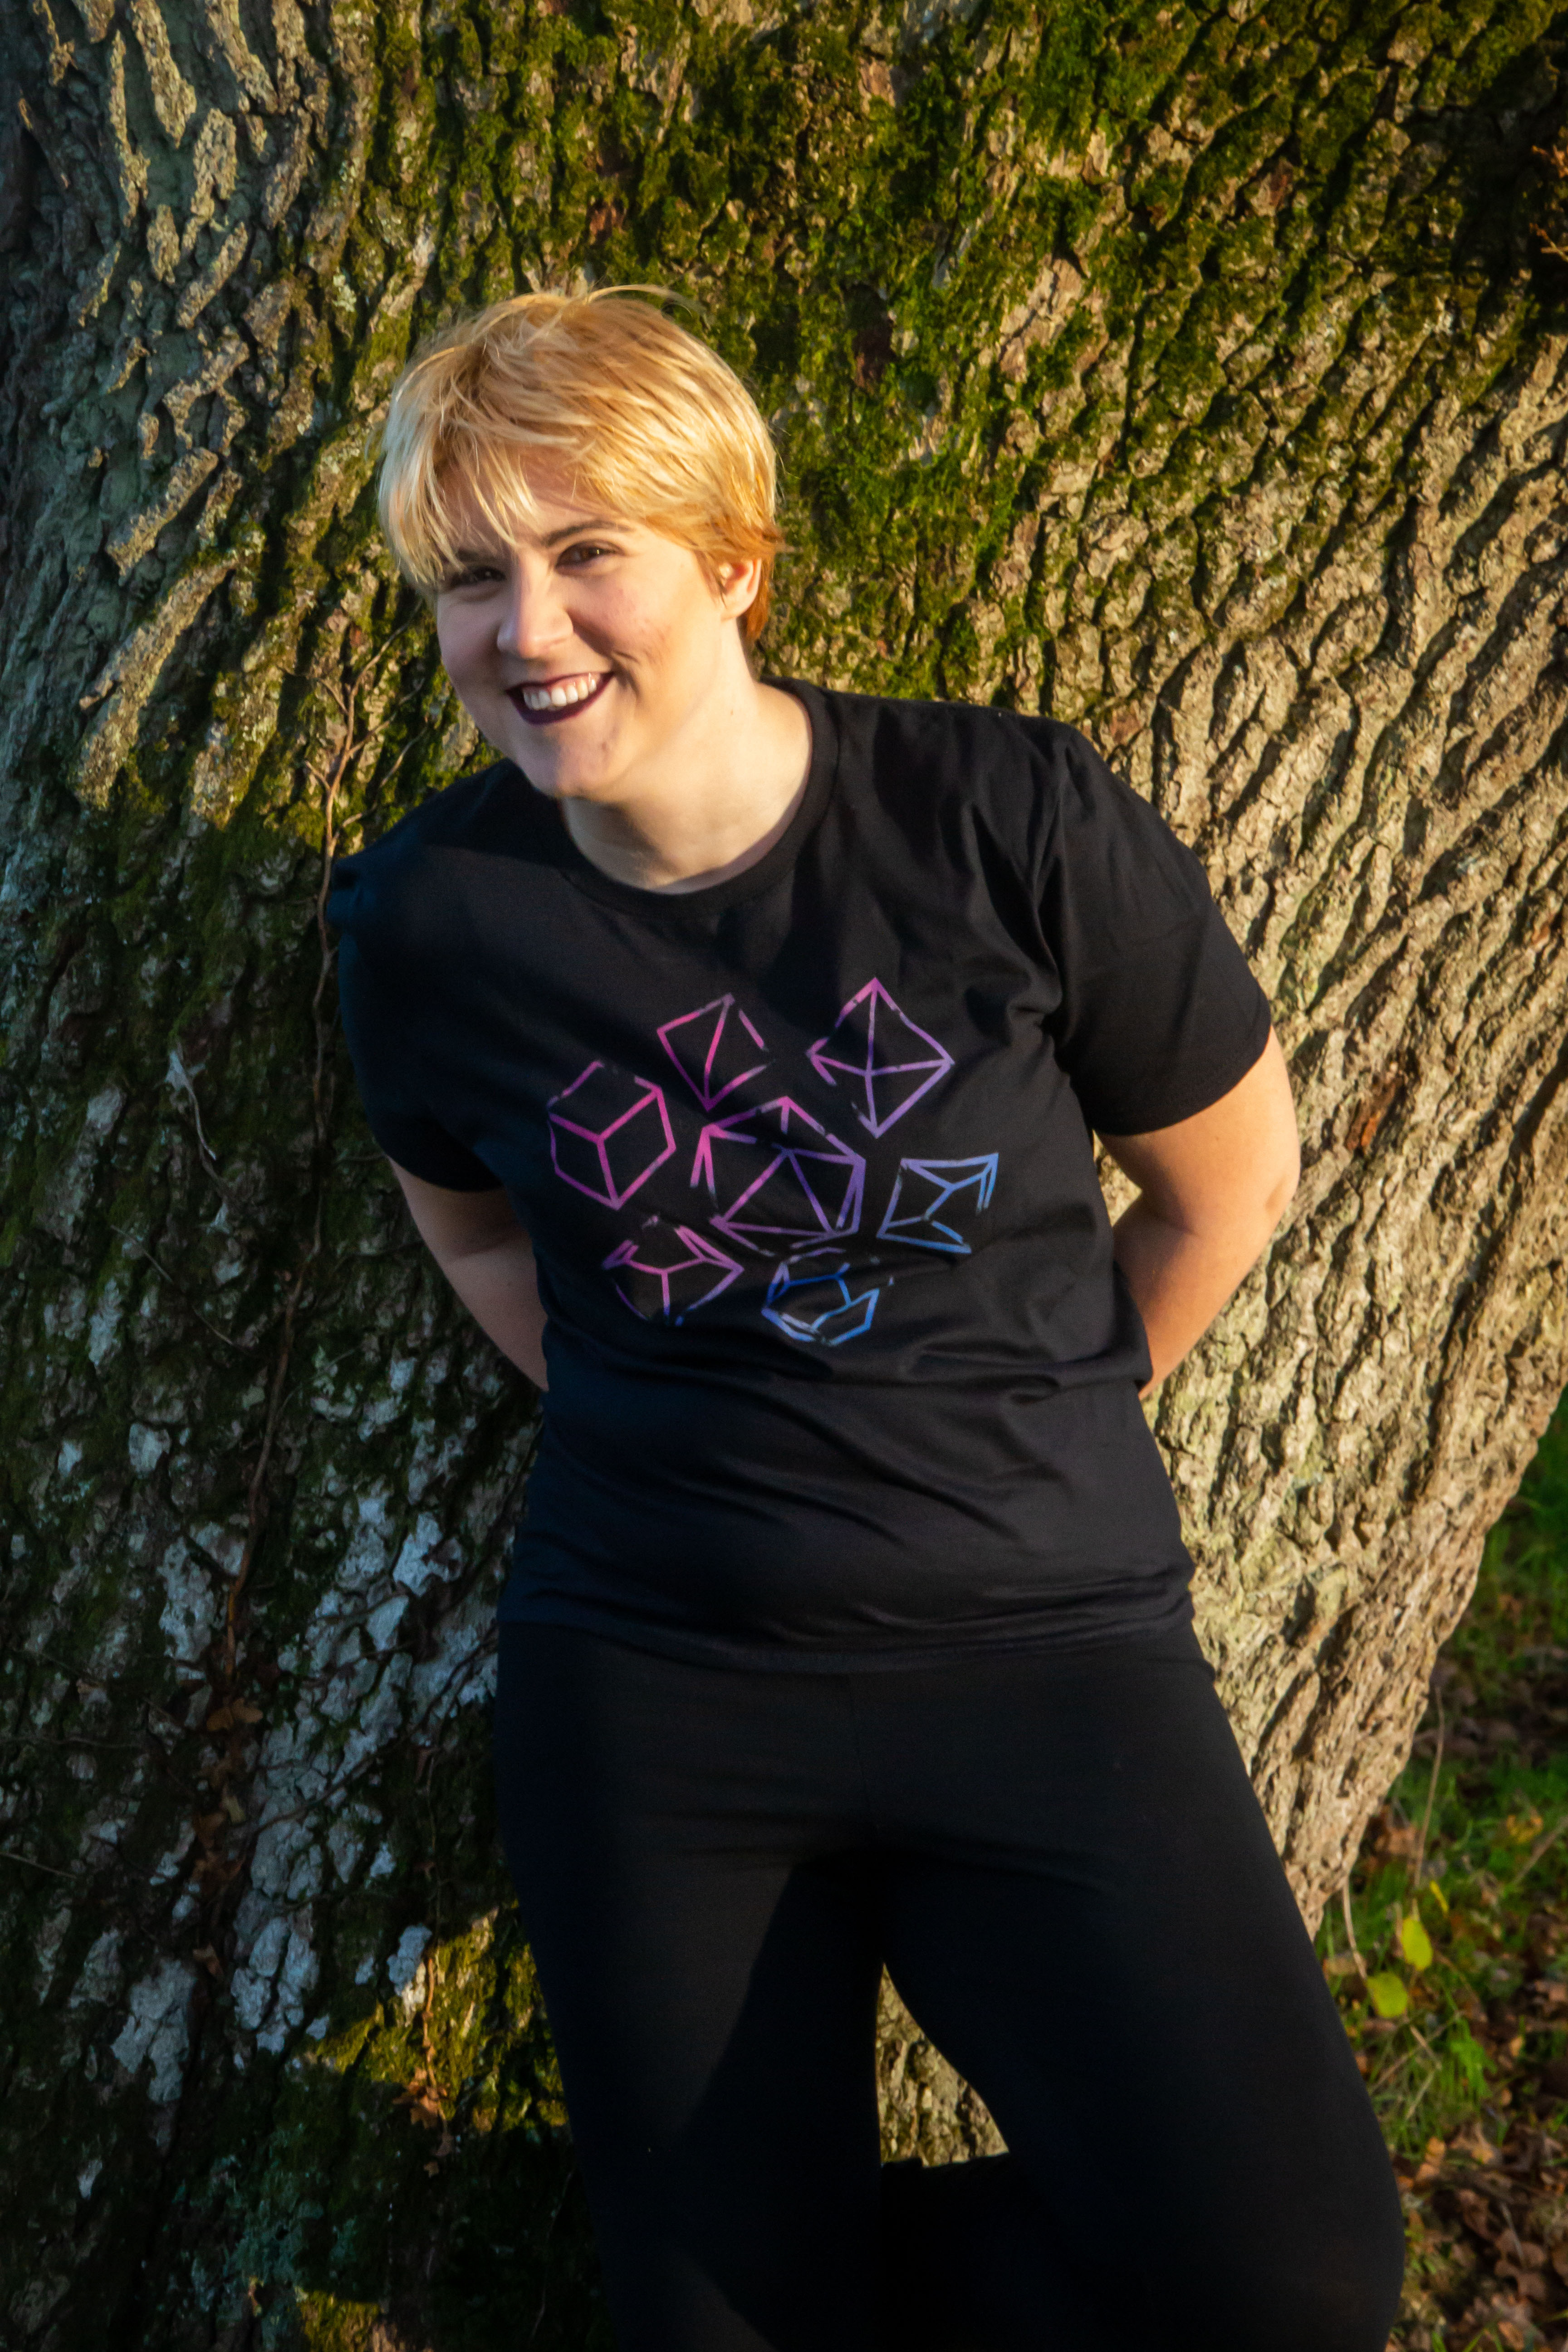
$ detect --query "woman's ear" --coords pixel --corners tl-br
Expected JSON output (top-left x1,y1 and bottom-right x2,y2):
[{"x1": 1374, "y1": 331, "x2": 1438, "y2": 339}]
[{"x1": 714, "y1": 555, "x2": 764, "y2": 622}]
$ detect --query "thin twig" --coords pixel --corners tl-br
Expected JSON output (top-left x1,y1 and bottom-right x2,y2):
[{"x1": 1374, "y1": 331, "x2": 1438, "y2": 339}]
[
  {"x1": 1342, "y1": 1877, "x2": 1369, "y2": 1983},
  {"x1": 1412, "y1": 1677, "x2": 1445, "y2": 1892},
  {"x1": 165, "y1": 1044, "x2": 221, "y2": 1167},
  {"x1": 196, "y1": 628, "x2": 418, "y2": 1937},
  {"x1": 1398, "y1": 2058, "x2": 1440, "y2": 2128},
  {"x1": 528, "y1": 2176, "x2": 576, "y2": 2343},
  {"x1": 219, "y1": 648, "x2": 396, "y2": 1681},
  {"x1": 0, "y1": 1731, "x2": 144, "y2": 1750},
  {"x1": 109, "y1": 1223, "x2": 257, "y2": 1355},
  {"x1": 1405, "y1": 2017, "x2": 1439, "y2": 2063},
  {"x1": 0, "y1": 1847, "x2": 83, "y2": 1879},
  {"x1": 1505, "y1": 1807, "x2": 1568, "y2": 1894},
  {"x1": 222, "y1": 1206, "x2": 319, "y2": 1682}
]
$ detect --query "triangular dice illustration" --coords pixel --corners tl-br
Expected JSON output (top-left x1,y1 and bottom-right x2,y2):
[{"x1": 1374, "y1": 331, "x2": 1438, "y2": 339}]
[
  {"x1": 692, "y1": 1096, "x2": 864, "y2": 1251},
  {"x1": 877, "y1": 1155, "x2": 998, "y2": 1254},
  {"x1": 657, "y1": 994, "x2": 770, "y2": 1111},
  {"x1": 807, "y1": 979, "x2": 953, "y2": 1136},
  {"x1": 603, "y1": 1222, "x2": 743, "y2": 1322},
  {"x1": 547, "y1": 1062, "x2": 676, "y2": 1209}
]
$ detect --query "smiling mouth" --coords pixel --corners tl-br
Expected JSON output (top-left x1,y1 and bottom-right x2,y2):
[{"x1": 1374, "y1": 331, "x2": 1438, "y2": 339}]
[{"x1": 508, "y1": 672, "x2": 612, "y2": 725}]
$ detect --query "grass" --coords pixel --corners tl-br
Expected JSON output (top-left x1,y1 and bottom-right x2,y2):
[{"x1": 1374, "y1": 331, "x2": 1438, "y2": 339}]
[{"x1": 1316, "y1": 1392, "x2": 1568, "y2": 2350}]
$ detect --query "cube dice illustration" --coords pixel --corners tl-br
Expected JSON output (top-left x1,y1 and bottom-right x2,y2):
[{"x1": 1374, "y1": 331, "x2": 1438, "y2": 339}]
[
  {"x1": 547, "y1": 1061, "x2": 676, "y2": 1209},
  {"x1": 692, "y1": 1095, "x2": 864, "y2": 1252},
  {"x1": 877, "y1": 1155, "x2": 998, "y2": 1254},
  {"x1": 657, "y1": 994, "x2": 770, "y2": 1111},
  {"x1": 806, "y1": 978, "x2": 954, "y2": 1136},
  {"x1": 603, "y1": 1222, "x2": 743, "y2": 1323},
  {"x1": 762, "y1": 1250, "x2": 882, "y2": 1345}
]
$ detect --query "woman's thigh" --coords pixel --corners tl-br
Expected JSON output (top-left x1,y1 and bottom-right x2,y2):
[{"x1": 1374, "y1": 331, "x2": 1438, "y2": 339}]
[
  {"x1": 863, "y1": 1632, "x2": 1405, "y2": 2352},
  {"x1": 493, "y1": 1624, "x2": 887, "y2": 2352}
]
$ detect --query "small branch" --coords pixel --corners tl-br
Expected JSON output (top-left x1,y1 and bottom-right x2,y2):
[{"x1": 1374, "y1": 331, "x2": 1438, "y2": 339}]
[
  {"x1": 1505, "y1": 1808, "x2": 1568, "y2": 1895},
  {"x1": 164, "y1": 1047, "x2": 231, "y2": 1203},
  {"x1": 1405, "y1": 2017, "x2": 1439, "y2": 2063},
  {"x1": 0, "y1": 1847, "x2": 84, "y2": 1880},
  {"x1": 222, "y1": 1224, "x2": 316, "y2": 1683},
  {"x1": 1412, "y1": 1677, "x2": 1445, "y2": 1891},
  {"x1": 220, "y1": 662, "x2": 372, "y2": 1681},
  {"x1": 1398, "y1": 2057, "x2": 1440, "y2": 2129},
  {"x1": 0, "y1": 1731, "x2": 144, "y2": 1751},
  {"x1": 1341, "y1": 1877, "x2": 1369, "y2": 1983},
  {"x1": 215, "y1": 635, "x2": 411, "y2": 1699},
  {"x1": 109, "y1": 1223, "x2": 258, "y2": 1355}
]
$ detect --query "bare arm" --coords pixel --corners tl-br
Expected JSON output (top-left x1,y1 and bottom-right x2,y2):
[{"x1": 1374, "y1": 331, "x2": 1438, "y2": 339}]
[
  {"x1": 389, "y1": 1161, "x2": 549, "y2": 1390},
  {"x1": 1099, "y1": 1029, "x2": 1300, "y2": 1396}
]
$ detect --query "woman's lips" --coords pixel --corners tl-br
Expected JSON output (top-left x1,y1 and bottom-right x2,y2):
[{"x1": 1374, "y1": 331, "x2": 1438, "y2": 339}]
[{"x1": 507, "y1": 673, "x2": 612, "y2": 727}]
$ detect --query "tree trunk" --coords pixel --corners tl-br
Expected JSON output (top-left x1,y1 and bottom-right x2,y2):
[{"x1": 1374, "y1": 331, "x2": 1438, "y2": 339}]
[{"x1": 3, "y1": 0, "x2": 1565, "y2": 2340}]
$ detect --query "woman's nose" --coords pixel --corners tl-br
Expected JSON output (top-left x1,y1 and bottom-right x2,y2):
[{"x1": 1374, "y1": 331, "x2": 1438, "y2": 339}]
[{"x1": 497, "y1": 571, "x2": 571, "y2": 660}]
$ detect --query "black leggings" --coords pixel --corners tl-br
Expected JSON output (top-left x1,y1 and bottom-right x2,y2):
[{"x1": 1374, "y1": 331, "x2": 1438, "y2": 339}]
[{"x1": 494, "y1": 1621, "x2": 1404, "y2": 2352}]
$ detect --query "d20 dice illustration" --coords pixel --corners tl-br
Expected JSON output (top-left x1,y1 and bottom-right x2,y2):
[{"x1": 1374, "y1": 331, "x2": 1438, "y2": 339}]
[
  {"x1": 692, "y1": 1096, "x2": 863, "y2": 1252},
  {"x1": 877, "y1": 1155, "x2": 999, "y2": 1255},
  {"x1": 603, "y1": 1222, "x2": 743, "y2": 1323},
  {"x1": 657, "y1": 994, "x2": 770, "y2": 1111},
  {"x1": 807, "y1": 979, "x2": 954, "y2": 1137},
  {"x1": 762, "y1": 1249, "x2": 882, "y2": 1346},
  {"x1": 547, "y1": 1062, "x2": 676, "y2": 1209}
]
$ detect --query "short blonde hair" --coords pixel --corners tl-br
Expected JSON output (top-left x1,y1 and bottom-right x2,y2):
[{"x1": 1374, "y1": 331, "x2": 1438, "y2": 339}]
[{"x1": 377, "y1": 288, "x2": 785, "y2": 643}]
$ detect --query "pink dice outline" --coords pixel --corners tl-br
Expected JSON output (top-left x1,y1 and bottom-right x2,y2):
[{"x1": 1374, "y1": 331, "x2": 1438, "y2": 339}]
[
  {"x1": 546, "y1": 1061, "x2": 677, "y2": 1209},
  {"x1": 657, "y1": 994, "x2": 770, "y2": 1111},
  {"x1": 602, "y1": 1225, "x2": 743, "y2": 1321}
]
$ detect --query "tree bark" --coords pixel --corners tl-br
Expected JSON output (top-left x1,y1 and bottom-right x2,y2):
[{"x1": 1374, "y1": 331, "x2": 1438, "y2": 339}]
[{"x1": 2, "y1": 0, "x2": 1565, "y2": 2340}]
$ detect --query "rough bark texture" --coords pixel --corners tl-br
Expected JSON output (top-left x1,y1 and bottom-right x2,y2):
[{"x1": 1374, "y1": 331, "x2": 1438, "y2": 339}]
[{"x1": 3, "y1": 0, "x2": 1567, "y2": 2341}]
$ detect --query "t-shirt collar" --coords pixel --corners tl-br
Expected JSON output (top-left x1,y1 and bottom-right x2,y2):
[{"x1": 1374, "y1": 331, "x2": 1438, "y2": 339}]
[{"x1": 530, "y1": 678, "x2": 837, "y2": 923}]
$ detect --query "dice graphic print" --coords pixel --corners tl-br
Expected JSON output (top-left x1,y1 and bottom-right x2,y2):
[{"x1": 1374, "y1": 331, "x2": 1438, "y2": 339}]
[
  {"x1": 692, "y1": 1096, "x2": 865, "y2": 1252},
  {"x1": 877, "y1": 1155, "x2": 998, "y2": 1254},
  {"x1": 762, "y1": 1249, "x2": 882, "y2": 1345},
  {"x1": 657, "y1": 994, "x2": 770, "y2": 1111},
  {"x1": 547, "y1": 1062, "x2": 677, "y2": 1209},
  {"x1": 807, "y1": 980, "x2": 954, "y2": 1137},
  {"x1": 603, "y1": 1223, "x2": 743, "y2": 1322}
]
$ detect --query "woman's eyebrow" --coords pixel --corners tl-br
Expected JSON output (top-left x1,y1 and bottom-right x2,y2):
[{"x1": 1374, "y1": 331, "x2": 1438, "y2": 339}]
[
  {"x1": 445, "y1": 518, "x2": 622, "y2": 566},
  {"x1": 539, "y1": 516, "x2": 622, "y2": 546}
]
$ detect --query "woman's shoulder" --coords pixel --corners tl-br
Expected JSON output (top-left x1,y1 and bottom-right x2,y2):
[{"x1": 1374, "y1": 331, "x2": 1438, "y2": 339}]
[
  {"x1": 325, "y1": 759, "x2": 541, "y2": 944},
  {"x1": 798, "y1": 683, "x2": 1197, "y2": 909},
  {"x1": 798, "y1": 680, "x2": 1114, "y2": 836},
  {"x1": 801, "y1": 679, "x2": 1092, "y2": 779},
  {"x1": 347, "y1": 758, "x2": 532, "y2": 866}
]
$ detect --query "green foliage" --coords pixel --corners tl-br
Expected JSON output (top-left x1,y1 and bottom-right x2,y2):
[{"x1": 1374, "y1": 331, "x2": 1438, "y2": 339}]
[
  {"x1": 1370, "y1": 1968, "x2": 1412, "y2": 2019},
  {"x1": 1401, "y1": 1914, "x2": 1436, "y2": 1972}
]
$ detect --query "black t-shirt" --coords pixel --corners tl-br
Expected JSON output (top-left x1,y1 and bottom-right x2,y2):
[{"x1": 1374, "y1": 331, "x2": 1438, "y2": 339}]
[{"x1": 327, "y1": 682, "x2": 1270, "y2": 1669}]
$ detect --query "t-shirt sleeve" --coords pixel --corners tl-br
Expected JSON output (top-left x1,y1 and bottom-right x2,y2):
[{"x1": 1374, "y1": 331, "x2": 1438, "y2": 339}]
[
  {"x1": 336, "y1": 932, "x2": 502, "y2": 1191},
  {"x1": 1032, "y1": 726, "x2": 1272, "y2": 1135}
]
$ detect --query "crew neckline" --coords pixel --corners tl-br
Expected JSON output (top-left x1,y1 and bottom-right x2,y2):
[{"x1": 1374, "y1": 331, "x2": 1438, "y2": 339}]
[{"x1": 535, "y1": 679, "x2": 837, "y2": 922}]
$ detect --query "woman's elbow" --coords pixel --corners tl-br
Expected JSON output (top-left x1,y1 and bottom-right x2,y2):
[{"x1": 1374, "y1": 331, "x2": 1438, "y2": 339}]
[{"x1": 1259, "y1": 1135, "x2": 1302, "y2": 1231}]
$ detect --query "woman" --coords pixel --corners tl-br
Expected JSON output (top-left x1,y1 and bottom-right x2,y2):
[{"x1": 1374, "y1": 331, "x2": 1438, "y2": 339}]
[{"x1": 328, "y1": 289, "x2": 1404, "y2": 2352}]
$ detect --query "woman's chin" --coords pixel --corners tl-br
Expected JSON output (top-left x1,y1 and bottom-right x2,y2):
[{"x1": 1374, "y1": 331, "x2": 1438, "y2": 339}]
[{"x1": 510, "y1": 745, "x2": 627, "y2": 804}]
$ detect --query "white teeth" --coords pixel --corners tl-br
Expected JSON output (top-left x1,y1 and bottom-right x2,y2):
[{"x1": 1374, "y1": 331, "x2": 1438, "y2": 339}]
[{"x1": 519, "y1": 674, "x2": 604, "y2": 712}]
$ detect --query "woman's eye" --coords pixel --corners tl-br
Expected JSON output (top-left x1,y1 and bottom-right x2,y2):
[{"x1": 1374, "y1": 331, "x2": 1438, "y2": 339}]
[
  {"x1": 560, "y1": 542, "x2": 615, "y2": 567},
  {"x1": 443, "y1": 563, "x2": 501, "y2": 590}
]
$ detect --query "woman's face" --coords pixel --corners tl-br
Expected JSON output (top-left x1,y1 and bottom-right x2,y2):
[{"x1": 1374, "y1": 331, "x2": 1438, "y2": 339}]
[{"x1": 432, "y1": 468, "x2": 757, "y2": 806}]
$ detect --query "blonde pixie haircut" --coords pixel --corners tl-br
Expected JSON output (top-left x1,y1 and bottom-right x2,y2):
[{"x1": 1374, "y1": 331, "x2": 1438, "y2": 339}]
[{"x1": 378, "y1": 288, "x2": 785, "y2": 644}]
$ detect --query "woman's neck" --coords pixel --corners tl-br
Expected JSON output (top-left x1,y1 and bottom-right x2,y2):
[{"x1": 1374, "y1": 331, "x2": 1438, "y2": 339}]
[{"x1": 559, "y1": 676, "x2": 813, "y2": 896}]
